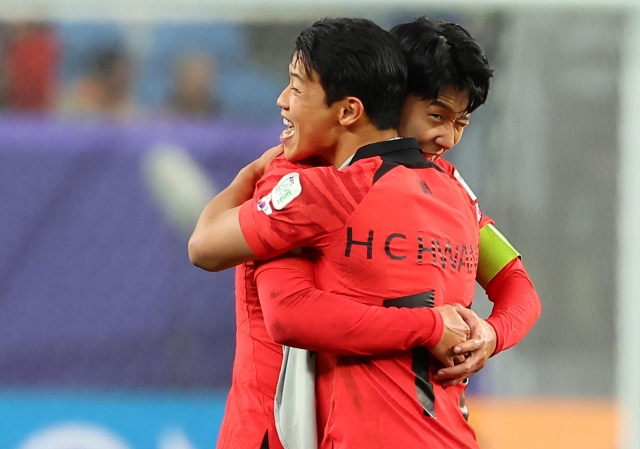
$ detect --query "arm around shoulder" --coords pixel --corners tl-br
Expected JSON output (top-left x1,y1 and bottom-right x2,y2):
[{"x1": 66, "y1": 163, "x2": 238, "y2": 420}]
[
  {"x1": 188, "y1": 159, "x2": 265, "y2": 271},
  {"x1": 188, "y1": 205, "x2": 255, "y2": 272}
]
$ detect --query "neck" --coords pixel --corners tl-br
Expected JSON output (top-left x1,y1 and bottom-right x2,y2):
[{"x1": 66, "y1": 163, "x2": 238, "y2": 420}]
[{"x1": 330, "y1": 125, "x2": 399, "y2": 169}]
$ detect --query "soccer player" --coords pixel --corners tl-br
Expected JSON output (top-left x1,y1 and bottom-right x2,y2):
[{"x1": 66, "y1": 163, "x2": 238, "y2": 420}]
[
  {"x1": 258, "y1": 17, "x2": 540, "y2": 393},
  {"x1": 190, "y1": 17, "x2": 484, "y2": 448},
  {"x1": 192, "y1": 17, "x2": 541, "y2": 449},
  {"x1": 252, "y1": 19, "x2": 541, "y2": 447},
  {"x1": 394, "y1": 17, "x2": 541, "y2": 384},
  {"x1": 198, "y1": 19, "x2": 469, "y2": 449}
]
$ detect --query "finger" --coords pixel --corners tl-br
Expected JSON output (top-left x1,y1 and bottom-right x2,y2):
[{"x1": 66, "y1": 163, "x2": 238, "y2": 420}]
[
  {"x1": 435, "y1": 359, "x2": 475, "y2": 380},
  {"x1": 458, "y1": 308, "x2": 480, "y2": 337},
  {"x1": 461, "y1": 322, "x2": 471, "y2": 339},
  {"x1": 455, "y1": 303, "x2": 475, "y2": 316},
  {"x1": 453, "y1": 354, "x2": 466, "y2": 365},
  {"x1": 453, "y1": 303, "x2": 467, "y2": 312},
  {"x1": 436, "y1": 348, "x2": 487, "y2": 380},
  {"x1": 436, "y1": 356, "x2": 456, "y2": 368},
  {"x1": 441, "y1": 377, "x2": 465, "y2": 388},
  {"x1": 455, "y1": 305, "x2": 478, "y2": 323},
  {"x1": 455, "y1": 305, "x2": 478, "y2": 326},
  {"x1": 453, "y1": 339, "x2": 482, "y2": 354}
]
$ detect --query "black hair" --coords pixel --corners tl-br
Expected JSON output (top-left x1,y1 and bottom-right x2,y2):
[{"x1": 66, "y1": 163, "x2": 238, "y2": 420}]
[
  {"x1": 294, "y1": 18, "x2": 407, "y2": 130},
  {"x1": 390, "y1": 17, "x2": 493, "y2": 114}
]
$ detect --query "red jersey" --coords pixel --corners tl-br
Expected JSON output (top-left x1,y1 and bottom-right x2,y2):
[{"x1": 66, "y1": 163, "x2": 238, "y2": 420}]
[
  {"x1": 252, "y1": 157, "x2": 539, "y2": 365},
  {"x1": 217, "y1": 155, "x2": 319, "y2": 449},
  {"x1": 239, "y1": 138, "x2": 481, "y2": 448},
  {"x1": 216, "y1": 262, "x2": 282, "y2": 449},
  {"x1": 218, "y1": 153, "x2": 442, "y2": 449}
]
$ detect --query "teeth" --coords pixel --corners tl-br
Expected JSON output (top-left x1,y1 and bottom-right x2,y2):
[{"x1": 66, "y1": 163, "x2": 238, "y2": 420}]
[{"x1": 283, "y1": 118, "x2": 293, "y2": 127}]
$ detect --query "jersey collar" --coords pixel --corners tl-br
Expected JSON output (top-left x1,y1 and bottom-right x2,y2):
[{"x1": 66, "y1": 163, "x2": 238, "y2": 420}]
[{"x1": 349, "y1": 137, "x2": 424, "y2": 166}]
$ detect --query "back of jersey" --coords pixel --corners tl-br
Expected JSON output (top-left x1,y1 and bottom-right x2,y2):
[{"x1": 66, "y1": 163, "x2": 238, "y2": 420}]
[{"x1": 314, "y1": 159, "x2": 480, "y2": 449}]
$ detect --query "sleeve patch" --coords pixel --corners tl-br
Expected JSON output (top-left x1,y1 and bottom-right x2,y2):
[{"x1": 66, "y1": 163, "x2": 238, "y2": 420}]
[
  {"x1": 272, "y1": 172, "x2": 302, "y2": 210},
  {"x1": 257, "y1": 193, "x2": 273, "y2": 216}
]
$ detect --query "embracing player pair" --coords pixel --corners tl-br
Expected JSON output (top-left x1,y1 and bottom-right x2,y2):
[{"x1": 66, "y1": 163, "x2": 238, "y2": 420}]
[{"x1": 189, "y1": 17, "x2": 541, "y2": 449}]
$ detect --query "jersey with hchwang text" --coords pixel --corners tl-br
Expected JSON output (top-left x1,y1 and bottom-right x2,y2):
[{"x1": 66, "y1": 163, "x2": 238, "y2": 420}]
[{"x1": 239, "y1": 138, "x2": 481, "y2": 449}]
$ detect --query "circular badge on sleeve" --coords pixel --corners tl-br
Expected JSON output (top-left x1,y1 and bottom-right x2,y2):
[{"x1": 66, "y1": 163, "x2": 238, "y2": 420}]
[{"x1": 271, "y1": 172, "x2": 302, "y2": 210}]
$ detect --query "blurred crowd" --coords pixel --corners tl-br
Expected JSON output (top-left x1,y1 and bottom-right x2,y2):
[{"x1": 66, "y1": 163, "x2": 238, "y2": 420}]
[{"x1": 0, "y1": 22, "x2": 224, "y2": 121}]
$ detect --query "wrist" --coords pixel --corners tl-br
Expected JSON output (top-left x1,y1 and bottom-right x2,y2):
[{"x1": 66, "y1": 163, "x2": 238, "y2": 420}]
[
  {"x1": 484, "y1": 319, "x2": 499, "y2": 357},
  {"x1": 230, "y1": 164, "x2": 262, "y2": 201},
  {"x1": 424, "y1": 308, "x2": 444, "y2": 349}
]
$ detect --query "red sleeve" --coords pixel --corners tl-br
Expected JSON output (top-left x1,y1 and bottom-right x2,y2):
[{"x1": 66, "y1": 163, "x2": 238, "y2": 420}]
[
  {"x1": 484, "y1": 257, "x2": 541, "y2": 355},
  {"x1": 239, "y1": 164, "x2": 368, "y2": 260},
  {"x1": 254, "y1": 254, "x2": 444, "y2": 354}
]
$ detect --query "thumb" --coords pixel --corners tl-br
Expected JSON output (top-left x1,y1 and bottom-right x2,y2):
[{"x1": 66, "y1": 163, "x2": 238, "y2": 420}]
[{"x1": 454, "y1": 304, "x2": 475, "y2": 320}]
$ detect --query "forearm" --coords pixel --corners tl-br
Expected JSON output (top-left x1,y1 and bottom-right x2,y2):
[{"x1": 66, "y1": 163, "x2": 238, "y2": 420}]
[
  {"x1": 485, "y1": 257, "x2": 541, "y2": 355},
  {"x1": 188, "y1": 145, "x2": 286, "y2": 271},
  {"x1": 188, "y1": 161, "x2": 261, "y2": 271},
  {"x1": 256, "y1": 257, "x2": 442, "y2": 355},
  {"x1": 188, "y1": 164, "x2": 260, "y2": 271}
]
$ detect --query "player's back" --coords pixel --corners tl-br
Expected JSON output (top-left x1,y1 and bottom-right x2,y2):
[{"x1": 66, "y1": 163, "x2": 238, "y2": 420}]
[
  {"x1": 314, "y1": 156, "x2": 480, "y2": 449},
  {"x1": 236, "y1": 139, "x2": 482, "y2": 448}
]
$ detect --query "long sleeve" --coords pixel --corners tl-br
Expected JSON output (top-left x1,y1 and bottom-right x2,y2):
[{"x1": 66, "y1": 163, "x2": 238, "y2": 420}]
[
  {"x1": 485, "y1": 257, "x2": 541, "y2": 355},
  {"x1": 254, "y1": 255, "x2": 443, "y2": 355}
]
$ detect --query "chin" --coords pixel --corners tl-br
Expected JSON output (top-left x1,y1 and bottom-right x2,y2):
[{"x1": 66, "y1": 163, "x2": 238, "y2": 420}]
[{"x1": 283, "y1": 146, "x2": 301, "y2": 162}]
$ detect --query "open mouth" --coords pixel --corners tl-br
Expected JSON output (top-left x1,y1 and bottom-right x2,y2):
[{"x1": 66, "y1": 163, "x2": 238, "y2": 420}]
[{"x1": 281, "y1": 118, "x2": 295, "y2": 139}]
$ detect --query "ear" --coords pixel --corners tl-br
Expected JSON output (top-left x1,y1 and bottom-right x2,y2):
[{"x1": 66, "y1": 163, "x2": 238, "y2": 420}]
[{"x1": 338, "y1": 96, "x2": 365, "y2": 126}]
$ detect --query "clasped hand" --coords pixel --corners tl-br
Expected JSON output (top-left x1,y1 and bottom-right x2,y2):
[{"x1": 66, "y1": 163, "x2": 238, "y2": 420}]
[{"x1": 430, "y1": 304, "x2": 497, "y2": 387}]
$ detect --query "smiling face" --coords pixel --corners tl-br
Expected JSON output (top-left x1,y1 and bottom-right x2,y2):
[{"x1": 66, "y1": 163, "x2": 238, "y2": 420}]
[
  {"x1": 276, "y1": 56, "x2": 344, "y2": 163},
  {"x1": 398, "y1": 86, "x2": 471, "y2": 160}
]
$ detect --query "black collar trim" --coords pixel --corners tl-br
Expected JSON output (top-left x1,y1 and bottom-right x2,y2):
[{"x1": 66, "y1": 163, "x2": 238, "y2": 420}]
[
  {"x1": 350, "y1": 138, "x2": 420, "y2": 164},
  {"x1": 349, "y1": 137, "x2": 443, "y2": 172}
]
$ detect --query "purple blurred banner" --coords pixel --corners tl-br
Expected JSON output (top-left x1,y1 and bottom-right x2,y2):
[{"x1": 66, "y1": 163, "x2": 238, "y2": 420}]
[{"x1": 0, "y1": 115, "x2": 281, "y2": 391}]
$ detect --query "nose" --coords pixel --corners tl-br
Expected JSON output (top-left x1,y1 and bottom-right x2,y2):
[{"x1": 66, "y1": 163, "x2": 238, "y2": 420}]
[
  {"x1": 276, "y1": 86, "x2": 289, "y2": 110},
  {"x1": 434, "y1": 124, "x2": 454, "y2": 151}
]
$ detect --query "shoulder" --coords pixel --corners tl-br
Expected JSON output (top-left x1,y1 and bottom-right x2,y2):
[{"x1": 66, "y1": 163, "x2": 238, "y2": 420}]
[
  {"x1": 435, "y1": 158, "x2": 478, "y2": 202},
  {"x1": 255, "y1": 155, "x2": 313, "y2": 196},
  {"x1": 434, "y1": 157, "x2": 457, "y2": 175},
  {"x1": 264, "y1": 159, "x2": 379, "y2": 221},
  {"x1": 258, "y1": 154, "x2": 305, "y2": 183},
  {"x1": 434, "y1": 158, "x2": 488, "y2": 224}
]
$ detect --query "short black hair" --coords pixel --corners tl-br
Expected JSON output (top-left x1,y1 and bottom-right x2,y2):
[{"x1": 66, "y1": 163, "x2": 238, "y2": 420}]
[
  {"x1": 294, "y1": 18, "x2": 407, "y2": 130},
  {"x1": 390, "y1": 17, "x2": 493, "y2": 114}
]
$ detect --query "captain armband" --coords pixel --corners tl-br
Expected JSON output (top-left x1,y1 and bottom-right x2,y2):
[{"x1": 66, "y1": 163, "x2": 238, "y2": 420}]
[{"x1": 476, "y1": 224, "x2": 521, "y2": 289}]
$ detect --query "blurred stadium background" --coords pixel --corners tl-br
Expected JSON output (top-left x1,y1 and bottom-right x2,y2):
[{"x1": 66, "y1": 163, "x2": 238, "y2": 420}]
[{"x1": 0, "y1": 0, "x2": 639, "y2": 448}]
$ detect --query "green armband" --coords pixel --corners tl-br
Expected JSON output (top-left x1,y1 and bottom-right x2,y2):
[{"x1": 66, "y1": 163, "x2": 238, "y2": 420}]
[{"x1": 477, "y1": 224, "x2": 520, "y2": 289}]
